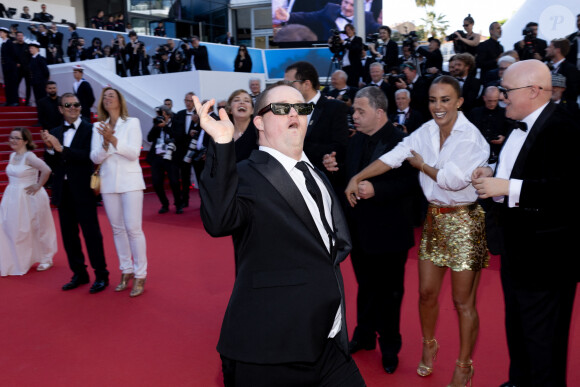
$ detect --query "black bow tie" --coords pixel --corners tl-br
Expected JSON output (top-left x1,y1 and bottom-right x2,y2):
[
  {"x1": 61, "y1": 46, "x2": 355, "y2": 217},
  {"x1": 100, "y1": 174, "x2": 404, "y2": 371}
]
[
  {"x1": 338, "y1": 88, "x2": 348, "y2": 92},
  {"x1": 507, "y1": 119, "x2": 528, "y2": 132},
  {"x1": 338, "y1": 14, "x2": 352, "y2": 23},
  {"x1": 186, "y1": 113, "x2": 193, "y2": 116},
  {"x1": 456, "y1": 77, "x2": 465, "y2": 83},
  {"x1": 370, "y1": 83, "x2": 379, "y2": 86},
  {"x1": 397, "y1": 110, "x2": 406, "y2": 114},
  {"x1": 64, "y1": 124, "x2": 75, "y2": 130}
]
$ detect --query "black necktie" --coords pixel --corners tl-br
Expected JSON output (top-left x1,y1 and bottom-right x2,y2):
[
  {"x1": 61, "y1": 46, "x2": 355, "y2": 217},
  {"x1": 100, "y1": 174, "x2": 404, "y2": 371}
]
[
  {"x1": 338, "y1": 14, "x2": 352, "y2": 23},
  {"x1": 295, "y1": 161, "x2": 336, "y2": 249},
  {"x1": 506, "y1": 118, "x2": 528, "y2": 132}
]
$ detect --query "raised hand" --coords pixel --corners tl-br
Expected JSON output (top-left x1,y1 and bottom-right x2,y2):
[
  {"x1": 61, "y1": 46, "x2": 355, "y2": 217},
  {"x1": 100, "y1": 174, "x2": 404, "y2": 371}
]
[{"x1": 193, "y1": 96, "x2": 234, "y2": 144}]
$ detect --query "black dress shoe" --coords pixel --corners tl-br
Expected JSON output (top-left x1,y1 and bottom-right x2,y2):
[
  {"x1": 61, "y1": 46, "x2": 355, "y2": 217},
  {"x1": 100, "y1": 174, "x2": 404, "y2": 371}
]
[
  {"x1": 158, "y1": 205, "x2": 169, "y2": 214},
  {"x1": 89, "y1": 279, "x2": 109, "y2": 294},
  {"x1": 349, "y1": 338, "x2": 376, "y2": 354},
  {"x1": 382, "y1": 355, "x2": 399, "y2": 374},
  {"x1": 176, "y1": 206, "x2": 184, "y2": 214},
  {"x1": 62, "y1": 276, "x2": 90, "y2": 290},
  {"x1": 499, "y1": 382, "x2": 518, "y2": 387}
]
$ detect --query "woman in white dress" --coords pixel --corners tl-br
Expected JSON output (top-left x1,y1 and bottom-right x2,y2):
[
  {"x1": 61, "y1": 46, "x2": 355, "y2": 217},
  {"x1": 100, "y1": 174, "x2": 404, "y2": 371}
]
[
  {"x1": 90, "y1": 87, "x2": 148, "y2": 297},
  {"x1": 0, "y1": 127, "x2": 57, "y2": 276}
]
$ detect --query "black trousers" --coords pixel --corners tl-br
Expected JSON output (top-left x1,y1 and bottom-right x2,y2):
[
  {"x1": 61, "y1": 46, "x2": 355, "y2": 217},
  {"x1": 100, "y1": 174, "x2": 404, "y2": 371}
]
[
  {"x1": 221, "y1": 338, "x2": 366, "y2": 387},
  {"x1": 2, "y1": 65, "x2": 19, "y2": 105},
  {"x1": 150, "y1": 157, "x2": 181, "y2": 208},
  {"x1": 57, "y1": 181, "x2": 108, "y2": 280},
  {"x1": 179, "y1": 161, "x2": 193, "y2": 205},
  {"x1": 17, "y1": 67, "x2": 31, "y2": 104},
  {"x1": 350, "y1": 248, "x2": 408, "y2": 356},
  {"x1": 501, "y1": 256, "x2": 577, "y2": 387},
  {"x1": 32, "y1": 82, "x2": 46, "y2": 106}
]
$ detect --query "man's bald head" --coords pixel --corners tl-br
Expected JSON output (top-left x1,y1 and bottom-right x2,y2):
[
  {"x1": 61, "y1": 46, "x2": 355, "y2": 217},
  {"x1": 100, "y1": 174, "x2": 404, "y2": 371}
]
[{"x1": 501, "y1": 60, "x2": 551, "y2": 120}]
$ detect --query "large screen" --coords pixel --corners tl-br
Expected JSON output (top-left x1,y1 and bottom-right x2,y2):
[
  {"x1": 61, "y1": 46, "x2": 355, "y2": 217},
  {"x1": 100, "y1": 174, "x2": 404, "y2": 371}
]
[{"x1": 272, "y1": 0, "x2": 383, "y2": 43}]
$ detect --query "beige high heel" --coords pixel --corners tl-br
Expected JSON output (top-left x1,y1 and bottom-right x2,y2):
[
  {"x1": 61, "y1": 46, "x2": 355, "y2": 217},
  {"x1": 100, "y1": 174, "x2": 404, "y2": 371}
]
[
  {"x1": 447, "y1": 359, "x2": 474, "y2": 387},
  {"x1": 130, "y1": 278, "x2": 146, "y2": 297},
  {"x1": 417, "y1": 337, "x2": 439, "y2": 377},
  {"x1": 115, "y1": 273, "x2": 134, "y2": 292}
]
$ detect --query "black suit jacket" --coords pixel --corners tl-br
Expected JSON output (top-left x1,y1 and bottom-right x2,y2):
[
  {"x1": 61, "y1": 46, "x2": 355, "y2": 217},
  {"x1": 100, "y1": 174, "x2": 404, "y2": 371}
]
[
  {"x1": 37, "y1": 96, "x2": 63, "y2": 130},
  {"x1": 378, "y1": 40, "x2": 399, "y2": 71},
  {"x1": 460, "y1": 75, "x2": 482, "y2": 114},
  {"x1": 555, "y1": 60, "x2": 579, "y2": 110},
  {"x1": 566, "y1": 31, "x2": 579, "y2": 67},
  {"x1": 29, "y1": 55, "x2": 50, "y2": 86},
  {"x1": 44, "y1": 120, "x2": 97, "y2": 207},
  {"x1": 491, "y1": 102, "x2": 580, "y2": 287},
  {"x1": 345, "y1": 123, "x2": 418, "y2": 254},
  {"x1": 288, "y1": 3, "x2": 380, "y2": 42},
  {"x1": 389, "y1": 108, "x2": 423, "y2": 134},
  {"x1": 476, "y1": 38, "x2": 504, "y2": 78},
  {"x1": 305, "y1": 96, "x2": 349, "y2": 176},
  {"x1": 75, "y1": 81, "x2": 95, "y2": 120},
  {"x1": 200, "y1": 141, "x2": 351, "y2": 364},
  {"x1": 321, "y1": 85, "x2": 358, "y2": 102},
  {"x1": 417, "y1": 47, "x2": 443, "y2": 72},
  {"x1": 187, "y1": 45, "x2": 211, "y2": 70}
]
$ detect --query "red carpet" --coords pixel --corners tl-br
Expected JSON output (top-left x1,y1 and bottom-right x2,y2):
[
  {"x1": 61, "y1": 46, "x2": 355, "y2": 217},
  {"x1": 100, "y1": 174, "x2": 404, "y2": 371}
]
[{"x1": 0, "y1": 192, "x2": 578, "y2": 386}]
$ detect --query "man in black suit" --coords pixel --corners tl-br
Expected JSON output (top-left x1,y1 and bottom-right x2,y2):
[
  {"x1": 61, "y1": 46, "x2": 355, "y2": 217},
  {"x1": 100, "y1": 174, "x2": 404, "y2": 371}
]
[
  {"x1": 33, "y1": 4, "x2": 53, "y2": 23},
  {"x1": 67, "y1": 37, "x2": 89, "y2": 62},
  {"x1": 394, "y1": 62, "x2": 431, "y2": 120},
  {"x1": 368, "y1": 25, "x2": 399, "y2": 71},
  {"x1": 284, "y1": 61, "x2": 349, "y2": 192},
  {"x1": 28, "y1": 41, "x2": 50, "y2": 105},
  {"x1": 126, "y1": 32, "x2": 150, "y2": 76},
  {"x1": 194, "y1": 82, "x2": 365, "y2": 386},
  {"x1": 276, "y1": 0, "x2": 380, "y2": 42},
  {"x1": 322, "y1": 69, "x2": 358, "y2": 102},
  {"x1": 477, "y1": 22, "x2": 504, "y2": 82},
  {"x1": 546, "y1": 38, "x2": 579, "y2": 111},
  {"x1": 72, "y1": 65, "x2": 95, "y2": 121},
  {"x1": 366, "y1": 62, "x2": 396, "y2": 116},
  {"x1": 42, "y1": 93, "x2": 109, "y2": 293},
  {"x1": 551, "y1": 73, "x2": 580, "y2": 120},
  {"x1": 417, "y1": 37, "x2": 443, "y2": 74},
  {"x1": 184, "y1": 36, "x2": 211, "y2": 71},
  {"x1": 13, "y1": 31, "x2": 32, "y2": 106},
  {"x1": 324, "y1": 86, "x2": 418, "y2": 374},
  {"x1": 37, "y1": 81, "x2": 63, "y2": 131},
  {"x1": 565, "y1": 14, "x2": 579, "y2": 69},
  {"x1": 514, "y1": 22, "x2": 547, "y2": 61},
  {"x1": 222, "y1": 31, "x2": 235, "y2": 45},
  {"x1": 473, "y1": 60, "x2": 579, "y2": 387},
  {"x1": 450, "y1": 53, "x2": 481, "y2": 115},
  {"x1": 1, "y1": 27, "x2": 20, "y2": 106},
  {"x1": 338, "y1": 24, "x2": 364, "y2": 88},
  {"x1": 389, "y1": 89, "x2": 423, "y2": 133}
]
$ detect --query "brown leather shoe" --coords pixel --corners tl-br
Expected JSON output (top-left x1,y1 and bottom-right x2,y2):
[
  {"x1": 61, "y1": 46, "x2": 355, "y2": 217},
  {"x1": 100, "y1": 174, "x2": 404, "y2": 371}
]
[
  {"x1": 130, "y1": 278, "x2": 146, "y2": 297},
  {"x1": 115, "y1": 273, "x2": 135, "y2": 292}
]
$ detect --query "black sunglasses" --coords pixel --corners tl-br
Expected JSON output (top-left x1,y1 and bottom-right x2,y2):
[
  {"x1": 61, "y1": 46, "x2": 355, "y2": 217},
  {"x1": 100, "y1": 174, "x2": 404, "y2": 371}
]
[
  {"x1": 63, "y1": 102, "x2": 81, "y2": 108},
  {"x1": 257, "y1": 103, "x2": 314, "y2": 116},
  {"x1": 497, "y1": 85, "x2": 543, "y2": 100}
]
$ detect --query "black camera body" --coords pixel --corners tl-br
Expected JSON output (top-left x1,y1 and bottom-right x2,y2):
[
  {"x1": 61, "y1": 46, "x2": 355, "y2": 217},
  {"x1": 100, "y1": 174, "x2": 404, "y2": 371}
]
[
  {"x1": 445, "y1": 30, "x2": 466, "y2": 42},
  {"x1": 402, "y1": 31, "x2": 420, "y2": 58},
  {"x1": 366, "y1": 33, "x2": 379, "y2": 44},
  {"x1": 328, "y1": 29, "x2": 345, "y2": 56}
]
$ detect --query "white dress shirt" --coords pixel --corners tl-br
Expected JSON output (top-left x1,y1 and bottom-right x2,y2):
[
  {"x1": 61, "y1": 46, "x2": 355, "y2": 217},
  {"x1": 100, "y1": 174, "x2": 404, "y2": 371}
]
[
  {"x1": 379, "y1": 112, "x2": 490, "y2": 206},
  {"x1": 495, "y1": 102, "x2": 548, "y2": 207},
  {"x1": 259, "y1": 145, "x2": 341, "y2": 338},
  {"x1": 306, "y1": 91, "x2": 321, "y2": 127}
]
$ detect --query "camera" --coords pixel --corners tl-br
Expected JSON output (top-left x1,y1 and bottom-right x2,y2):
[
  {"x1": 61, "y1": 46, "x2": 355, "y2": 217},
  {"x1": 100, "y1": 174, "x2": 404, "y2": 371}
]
[
  {"x1": 521, "y1": 27, "x2": 536, "y2": 57},
  {"x1": 180, "y1": 37, "x2": 191, "y2": 50},
  {"x1": 163, "y1": 139, "x2": 176, "y2": 161},
  {"x1": 387, "y1": 73, "x2": 406, "y2": 84},
  {"x1": 328, "y1": 29, "x2": 345, "y2": 56},
  {"x1": 401, "y1": 32, "x2": 420, "y2": 58},
  {"x1": 11, "y1": 23, "x2": 19, "y2": 29},
  {"x1": 183, "y1": 136, "x2": 205, "y2": 163},
  {"x1": 445, "y1": 30, "x2": 466, "y2": 42},
  {"x1": 366, "y1": 32, "x2": 379, "y2": 44}
]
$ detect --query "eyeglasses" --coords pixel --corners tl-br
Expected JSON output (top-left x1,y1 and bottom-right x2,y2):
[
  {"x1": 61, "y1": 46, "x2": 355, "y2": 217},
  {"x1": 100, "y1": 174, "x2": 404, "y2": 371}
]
[
  {"x1": 463, "y1": 24, "x2": 470, "y2": 27},
  {"x1": 497, "y1": 85, "x2": 544, "y2": 99},
  {"x1": 289, "y1": 80, "x2": 304, "y2": 85},
  {"x1": 257, "y1": 103, "x2": 314, "y2": 116},
  {"x1": 63, "y1": 102, "x2": 81, "y2": 108},
  {"x1": 9, "y1": 136, "x2": 23, "y2": 141}
]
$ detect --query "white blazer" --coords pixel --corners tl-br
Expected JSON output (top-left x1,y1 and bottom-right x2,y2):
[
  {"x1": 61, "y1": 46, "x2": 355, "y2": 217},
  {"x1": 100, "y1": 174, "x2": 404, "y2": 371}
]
[{"x1": 90, "y1": 117, "x2": 146, "y2": 194}]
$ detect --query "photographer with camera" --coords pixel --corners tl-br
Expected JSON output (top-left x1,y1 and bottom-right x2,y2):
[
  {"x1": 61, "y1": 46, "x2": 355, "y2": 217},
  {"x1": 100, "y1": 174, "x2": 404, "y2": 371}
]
[
  {"x1": 146, "y1": 105, "x2": 183, "y2": 214},
  {"x1": 367, "y1": 26, "x2": 399, "y2": 71},
  {"x1": 394, "y1": 62, "x2": 430, "y2": 121},
  {"x1": 126, "y1": 31, "x2": 150, "y2": 76},
  {"x1": 67, "y1": 36, "x2": 88, "y2": 62},
  {"x1": 514, "y1": 22, "x2": 547, "y2": 61},
  {"x1": 28, "y1": 24, "x2": 49, "y2": 49},
  {"x1": 329, "y1": 24, "x2": 363, "y2": 88},
  {"x1": 88, "y1": 37, "x2": 105, "y2": 59},
  {"x1": 182, "y1": 36, "x2": 211, "y2": 71},
  {"x1": 417, "y1": 37, "x2": 443, "y2": 75},
  {"x1": 111, "y1": 34, "x2": 128, "y2": 76},
  {"x1": 447, "y1": 14, "x2": 480, "y2": 56}
]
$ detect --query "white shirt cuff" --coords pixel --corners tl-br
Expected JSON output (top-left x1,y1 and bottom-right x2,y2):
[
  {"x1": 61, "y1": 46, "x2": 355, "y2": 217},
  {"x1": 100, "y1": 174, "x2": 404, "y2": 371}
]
[{"x1": 508, "y1": 179, "x2": 523, "y2": 208}]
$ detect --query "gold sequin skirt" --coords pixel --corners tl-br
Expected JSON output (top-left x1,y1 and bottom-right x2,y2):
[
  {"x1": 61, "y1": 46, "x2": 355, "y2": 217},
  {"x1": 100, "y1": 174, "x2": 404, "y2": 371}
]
[{"x1": 419, "y1": 203, "x2": 489, "y2": 272}]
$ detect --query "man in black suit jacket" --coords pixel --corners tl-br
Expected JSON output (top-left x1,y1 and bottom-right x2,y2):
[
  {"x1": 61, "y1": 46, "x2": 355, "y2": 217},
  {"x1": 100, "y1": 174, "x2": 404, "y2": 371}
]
[
  {"x1": 14, "y1": 31, "x2": 32, "y2": 106},
  {"x1": 322, "y1": 69, "x2": 358, "y2": 102},
  {"x1": 366, "y1": 62, "x2": 396, "y2": 116},
  {"x1": 477, "y1": 22, "x2": 504, "y2": 82},
  {"x1": 565, "y1": 14, "x2": 579, "y2": 68},
  {"x1": 1, "y1": 27, "x2": 20, "y2": 106},
  {"x1": 514, "y1": 22, "x2": 547, "y2": 61},
  {"x1": 278, "y1": 0, "x2": 380, "y2": 42},
  {"x1": 184, "y1": 36, "x2": 211, "y2": 71},
  {"x1": 394, "y1": 62, "x2": 431, "y2": 121},
  {"x1": 194, "y1": 83, "x2": 365, "y2": 386},
  {"x1": 389, "y1": 89, "x2": 423, "y2": 134},
  {"x1": 37, "y1": 81, "x2": 63, "y2": 130},
  {"x1": 546, "y1": 38, "x2": 579, "y2": 111},
  {"x1": 72, "y1": 66, "x2": 95, "y2": 121},
  {"x1": 367, "y1": 25, "x2": 399, "y2": 72},
  {"x1": 324, "y1": 86, "x2": 418, "y2": 374},
  {"x1": 284, "y1": 61, "x2": 349, "y2": 193},
  {"x1": 28, "y1": 42, "x2": 50, "y2": 104},
  {"x1": 473, "y1": 60, "x2": 579, "y2": 387},
  {"x1": 451, "y1": 53, "x2": 481, "y2": 115},
  {"x1": 417, "y1": 37, "x2": 443, "y2": 73},
  {"x1": 42, "y1": 93, "x2": 109, "y2": 293},
  {"x1": 339, "y1": 24, "x2": 364, "y2": 88}
]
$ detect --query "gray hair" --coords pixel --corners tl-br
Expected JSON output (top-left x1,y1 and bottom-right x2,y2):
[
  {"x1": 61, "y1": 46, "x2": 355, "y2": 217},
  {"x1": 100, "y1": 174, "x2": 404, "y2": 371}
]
[
  {"x1": 369, "y1": 62, "x2": 384, "y2": 71},
  {"x1": 394, "y1": 89, "x2": 411, "y2": 98},
  {"x1": 332, "y1": 69, "x2": 348, "y2": 80},
  {"x1": 355, "y1": 86, "x2": 388, "y2": 113}
]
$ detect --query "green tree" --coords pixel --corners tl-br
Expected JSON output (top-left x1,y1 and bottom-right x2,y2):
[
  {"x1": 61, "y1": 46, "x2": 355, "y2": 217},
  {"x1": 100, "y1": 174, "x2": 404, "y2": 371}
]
[
  {"x1": 416, "y1": 0, "x2": 436, "y2": 7},
  {"x1": 420, "y1": 11, "x2": 449, "y2": 39}
]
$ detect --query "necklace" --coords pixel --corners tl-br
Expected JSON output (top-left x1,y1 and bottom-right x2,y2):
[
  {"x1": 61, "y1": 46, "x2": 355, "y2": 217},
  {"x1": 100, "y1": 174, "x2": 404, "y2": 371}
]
[{"x1": 12, "y1": 152, "x2": 26, "y2": 163}]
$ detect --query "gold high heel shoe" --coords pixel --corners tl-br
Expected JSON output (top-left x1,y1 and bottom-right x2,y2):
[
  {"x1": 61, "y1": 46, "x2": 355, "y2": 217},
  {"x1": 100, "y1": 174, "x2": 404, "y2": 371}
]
[
  {"x1": 130, "y1": 278, "x2": 146, "y2": 297},
  {"x1": 417, "y1": 337, "x2": 439, "y2": 377},
  {"x1": 115, "y1": 273, "x2": 134, "y2": 292},
  {"x1": 447, "y1": 359, "x2": 474, "y2": 387}
]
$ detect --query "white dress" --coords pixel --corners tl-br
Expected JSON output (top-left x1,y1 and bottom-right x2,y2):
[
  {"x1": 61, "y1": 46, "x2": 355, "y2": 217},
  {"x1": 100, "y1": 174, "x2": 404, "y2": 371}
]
[{"x1": 0, "y1": 152, "x2": 57, "y2": 276}]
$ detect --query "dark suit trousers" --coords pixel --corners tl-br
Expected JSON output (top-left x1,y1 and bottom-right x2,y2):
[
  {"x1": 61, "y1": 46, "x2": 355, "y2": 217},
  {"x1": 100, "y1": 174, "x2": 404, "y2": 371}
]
[
  {"x1": 350, "y1": 248, "x2": 408, "y2": 355},
  {"x1": 58, "y1": 181, "x2": 108, "y2": 280},
  {"x1": 150, "y1": 157, "x2": 181, "y2": 207},
  {"x1": 221, "y1": 338, "x2": 365, "y2": 387},
  {"x1": 17, "y1": 67, "x2": 31, "y2": 103},
  {"x1": 180, "y1": 161, "x2": 193, "y2": 205},
  {"x1": 501, "y1": 256, "x2": 577, "y2": 387}
]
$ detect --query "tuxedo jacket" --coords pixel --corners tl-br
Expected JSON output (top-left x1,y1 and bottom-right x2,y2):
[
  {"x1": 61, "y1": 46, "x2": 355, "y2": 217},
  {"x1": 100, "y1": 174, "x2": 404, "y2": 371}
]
[
  {"x1": 37, "y1": 96, "x2": 63, "y2": 131},
  {"x1": 554, "y1": 60, "x2": 579, "y2": 110},
  {"x1": 345, "y1": 123, "x2": 418, "y2": 254},
  {"x1": 476, "y1": 38, "x2": 503, "y2": 78},
  {"x1": 388, "y1": 108, "x2": 423, "y2": 134},
  {"x1": 187, "y1": 45, "x2": 211, "y2": 70},
  {"x1": 200, "y1": 141, "x2": 352, "y2": 364},
  {"x1": 305, "y1": 96, "x2": 349, "y2": 174},
  {"x1": 44, "y1": 120, "x2": 97, "y2": 207},
  {"x1": 75, "y1": 80, "x2": 95, "y2": 120},
  {"x1": 492, "y1": 102, "x2": 580, "y2": 288},
  {"x1": 566, "y1": 31, "x2": 579, "y2": 67},
  {"x1": 321, "y1": 85, "x2": 358, "y2": 101},
  {"x1": 288, "y1": 3, "x2": 380, "y2": 42},
  {"x1": 460, "y1": 75, "x2": 482, "y2": 115},
  {"x1": 380, "y1": 40, "x2": 399, "y2": 71},
  {"x1": 29, "y1": 55, "x2": 50, "y2": 86}
]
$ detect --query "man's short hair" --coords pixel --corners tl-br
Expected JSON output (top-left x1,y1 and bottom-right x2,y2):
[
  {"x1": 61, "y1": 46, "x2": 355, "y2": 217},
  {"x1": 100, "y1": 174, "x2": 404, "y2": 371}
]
[
  {"x1": 526, "y1": 22, "x2": 538, "y2": 28},
  {"x1": 498, "y1": 55, "x2": 516, "y2": 65},
  {"x1": 185, "y1": 91, "x2": 196, "y2": 98},
  {"x1": 333, "y1": 70, "x2": 348, "y2": 81},
  {"x1": 484, "y1": 86, "x2": 499, "y2": 97},
  {"x1": 255, "y1": 81, "x2": 293, "y2": 115},
  {"x1": 157, "y1": 105, "x2": 173, "y2": 117},
  {"x1": 128, "y1": 31, "x2": 137, "y2": 37},
  {"x1": 356, "y1": 86, "x2": 388, "y2": 113},
  {"x1": 164, "y1": 98, "x2": 172, "y2": 103},
  {"x1": 46, "y1": 80, "x2": 57, "y2": 87},
  {"x1": 378, "y1": 25, "x2": 391, "y2": 35},
  {"x1": 285, "y1": 61, "x2": 320, "y2": 90},
  {"x1": 552, "y1": 38, "x2": 570, "y2": 57},
  {"x1": 394, "y1": 89, "x2": 411, "y2": 98},
  {"x1": 489, "y1": 22, "x2": 499, "y2": 32},
  {"x1": 369, "y1": 62, "x2": 384, "y2": 71},
  {"x1": 454, "y1": 53, "x2": 476, "y2": 71}
]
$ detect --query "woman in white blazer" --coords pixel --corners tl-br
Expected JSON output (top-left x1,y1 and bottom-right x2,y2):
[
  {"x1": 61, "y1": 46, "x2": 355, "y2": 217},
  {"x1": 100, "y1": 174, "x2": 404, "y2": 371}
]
[{"x1": 90, "y1": 87, "x2": 147, "y2": 297}]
